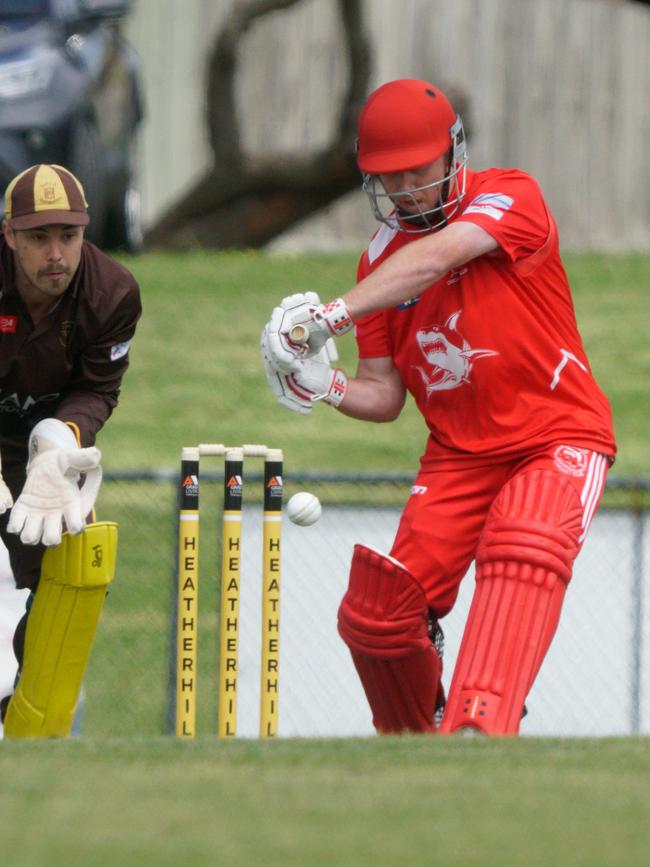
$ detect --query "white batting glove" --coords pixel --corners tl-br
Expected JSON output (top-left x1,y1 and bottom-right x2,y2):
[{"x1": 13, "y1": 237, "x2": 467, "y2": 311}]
[
  {"x1": 0, "y1": 454, "x2": 13, "y2": 514},
  {"x1": 263, "y1": 292, "x2": 323, "y2": 374},
  {"x1": 261, "y1": 328, "x2": 347, "y2": 414},
  {"x1": 305, "y1": 298, "x2": 355, "y2": 340},
  {"x1": 7, "y1": 419, "x2": 103, "y2": 547},
  {"x1": 263, "y1": 293, "x2": 354, "y2": 374}
]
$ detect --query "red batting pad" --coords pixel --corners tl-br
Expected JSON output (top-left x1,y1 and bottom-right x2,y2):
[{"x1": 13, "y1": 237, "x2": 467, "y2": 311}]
[
  {"x1": 439, "y1": 561, "x2": 567, "y2": 734},
  {"x1": 440, "y1": 469, "x2": 583, "y2": 734},
  {"x1": 351, "y1": 648, "x2": 442, "y2": 734},
  {"x1": 338, "y1": 544, "x2": 443, "y2": 732}
]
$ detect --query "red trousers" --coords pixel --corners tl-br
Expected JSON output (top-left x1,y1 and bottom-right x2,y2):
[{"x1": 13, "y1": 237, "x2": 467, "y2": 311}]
[{"x1": 390, "y1": 444, "x2": 609, "y2": 617}]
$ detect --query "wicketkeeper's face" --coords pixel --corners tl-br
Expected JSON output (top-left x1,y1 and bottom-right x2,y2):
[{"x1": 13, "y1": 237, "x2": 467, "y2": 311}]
[{"x1": 3, "y1": 222, "x2": 84, "y2": 302}]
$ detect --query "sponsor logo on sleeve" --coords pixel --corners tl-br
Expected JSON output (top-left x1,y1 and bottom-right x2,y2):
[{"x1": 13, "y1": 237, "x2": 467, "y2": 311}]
[
  {"x1": 463, "y1": 192, "x2": 514, "y2": 221},
  {"x1": 0, "y1": 315, "x2": 17, "y2": 333},
  {"x1": 110, "y1": 340, "x2": 132, "y2": 361}
]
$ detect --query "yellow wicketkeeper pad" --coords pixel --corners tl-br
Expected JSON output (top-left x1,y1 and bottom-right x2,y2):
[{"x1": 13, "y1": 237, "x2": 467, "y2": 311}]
[{"x1": 3, "y1": 521, "x2": 118, "y2": 738}]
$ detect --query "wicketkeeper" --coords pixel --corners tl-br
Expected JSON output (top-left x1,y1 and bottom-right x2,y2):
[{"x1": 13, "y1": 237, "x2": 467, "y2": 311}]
[
  {"x1": 261, "y1": 79, "x2": 616, "y2": 735},
  {"x1": 0, "y1": 164, "x2": 141, "y2": 737}
]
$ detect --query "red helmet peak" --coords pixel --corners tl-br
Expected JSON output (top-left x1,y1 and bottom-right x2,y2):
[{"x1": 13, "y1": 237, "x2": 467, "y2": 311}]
[{"x1": 357, "y1": 79, "x2": 457, "y2": 175}]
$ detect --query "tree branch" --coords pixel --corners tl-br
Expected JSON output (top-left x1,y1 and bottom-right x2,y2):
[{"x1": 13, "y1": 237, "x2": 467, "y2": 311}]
[{"x1": 146, "y1": 0, "x2": 371, "y2": 250}]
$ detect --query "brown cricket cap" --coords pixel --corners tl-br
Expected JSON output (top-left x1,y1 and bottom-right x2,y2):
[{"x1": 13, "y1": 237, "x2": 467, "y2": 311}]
[{"x1": 4, "y1": 164, "x2": 89, "y2": 229}]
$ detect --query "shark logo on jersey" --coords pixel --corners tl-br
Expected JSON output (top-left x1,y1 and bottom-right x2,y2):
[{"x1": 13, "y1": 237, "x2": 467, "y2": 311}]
[{"x1": 414, "y1": 311, "x2": 498, "y2": 394}]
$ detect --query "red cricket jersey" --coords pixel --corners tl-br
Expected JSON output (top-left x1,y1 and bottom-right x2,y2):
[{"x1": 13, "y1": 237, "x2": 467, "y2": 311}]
[{"x1": 355, "y1": 168, "x2": 616, "y2": 467}]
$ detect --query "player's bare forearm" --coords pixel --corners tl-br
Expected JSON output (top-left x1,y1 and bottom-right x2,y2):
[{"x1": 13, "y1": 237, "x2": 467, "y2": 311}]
[
  {"x1": 336, "y1": 357, "x2": 406, "y2": 422},
  {"x1": 342, "y1": 221, "x2": 499, "y2": 320}
]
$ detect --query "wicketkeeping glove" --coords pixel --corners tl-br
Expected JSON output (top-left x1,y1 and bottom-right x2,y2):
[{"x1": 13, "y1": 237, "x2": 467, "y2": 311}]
[
  {"x1": 263, "y1": 292, "x2": 354, "y2": 374},
  {"x1": 7, "y1": 418, "x2": 103, "y2": 546},
  {"x1": 0, "y1": 454, "x2": 14, "y2": 514}
]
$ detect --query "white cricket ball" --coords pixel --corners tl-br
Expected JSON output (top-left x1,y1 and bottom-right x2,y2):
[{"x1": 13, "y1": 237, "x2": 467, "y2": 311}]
[{"x1": 286, "y1": 492, "x2": 322, "y2": 526}]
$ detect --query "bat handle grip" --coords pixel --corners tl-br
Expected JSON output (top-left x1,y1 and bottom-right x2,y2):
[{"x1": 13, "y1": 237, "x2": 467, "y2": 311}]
[{"x1": 288, "y1": 323, "x2": 310, "y2": 345}]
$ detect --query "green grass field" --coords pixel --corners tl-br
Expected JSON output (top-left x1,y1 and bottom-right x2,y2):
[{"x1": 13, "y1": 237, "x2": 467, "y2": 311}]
[
  {"x1": 96, "y1": 250, "x2": 650, "y2": 477},
  {"x1": 1, "y1": 737, "x2": 648, "y2": 866},
  {"x1": 2, "y1": 250, "x2": 649, "y2": 865}
]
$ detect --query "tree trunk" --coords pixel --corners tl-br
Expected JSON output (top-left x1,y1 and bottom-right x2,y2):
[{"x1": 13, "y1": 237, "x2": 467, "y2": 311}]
[{"x1": 146, "y1": 0, "x2": 371, "y2": 250}]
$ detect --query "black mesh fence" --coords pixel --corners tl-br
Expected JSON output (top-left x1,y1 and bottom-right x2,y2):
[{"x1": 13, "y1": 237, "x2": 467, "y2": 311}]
[{"x1": 72, "y1": 471, "x2": 650, "y2": 737}]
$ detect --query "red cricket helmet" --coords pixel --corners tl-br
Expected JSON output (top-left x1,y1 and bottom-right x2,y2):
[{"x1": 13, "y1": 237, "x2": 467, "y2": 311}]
[
  {"x1": 357, "y1": 79, "x2": 467, "y2": 232},
  {"x1": 357, "y1": 79, "x2": 458, "y2": 173}
]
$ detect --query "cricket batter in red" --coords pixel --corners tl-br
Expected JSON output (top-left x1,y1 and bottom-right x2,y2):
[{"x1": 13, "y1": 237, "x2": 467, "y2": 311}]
[{"x1": 262, "y1": 79, "x2": 616, "y2": 734}]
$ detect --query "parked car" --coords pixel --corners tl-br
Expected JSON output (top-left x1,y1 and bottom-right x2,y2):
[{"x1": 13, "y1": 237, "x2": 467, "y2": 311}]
[{"x1": 0, "y1": 0, "x2": 144, "y2": 250}]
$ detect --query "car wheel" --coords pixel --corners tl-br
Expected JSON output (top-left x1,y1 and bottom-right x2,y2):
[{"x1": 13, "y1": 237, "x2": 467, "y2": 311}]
[
  {"x1": 105, "y1": 140, "x2": 144, "y2": 253},
  {"x1": 68, "y1": 118, "x2": 107, "y2": 247}
]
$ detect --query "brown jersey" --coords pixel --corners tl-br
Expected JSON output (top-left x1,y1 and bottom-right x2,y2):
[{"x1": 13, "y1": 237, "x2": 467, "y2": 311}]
[{"x1": 0, "y1": 236, "x2": 142, "y2": 467}]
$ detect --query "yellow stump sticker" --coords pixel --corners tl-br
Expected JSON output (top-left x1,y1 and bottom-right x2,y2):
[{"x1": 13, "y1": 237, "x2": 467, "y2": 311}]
[
  {"x1": 218, "y1": 453, "x2": 243, "y2": 736},
  {"x1": 260, "y1": 456, "x2": 283, "y2": 737},
  {"x1": 176, "y1": 458, "x2": 200, "y2": 737}
]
